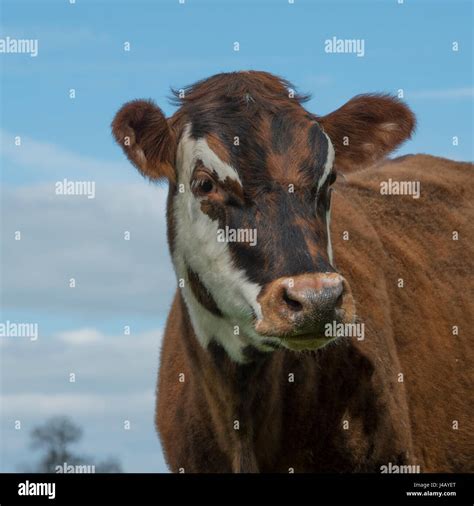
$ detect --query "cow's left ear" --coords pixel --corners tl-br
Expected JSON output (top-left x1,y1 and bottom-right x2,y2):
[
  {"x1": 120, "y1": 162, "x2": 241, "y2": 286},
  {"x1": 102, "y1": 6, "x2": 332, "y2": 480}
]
[
  {"x1": 112, "y1": 99, "x2": 176, "y2": 182},
  {"x1": 318, "y1": 94, "x2": 416, "y2": 172}
]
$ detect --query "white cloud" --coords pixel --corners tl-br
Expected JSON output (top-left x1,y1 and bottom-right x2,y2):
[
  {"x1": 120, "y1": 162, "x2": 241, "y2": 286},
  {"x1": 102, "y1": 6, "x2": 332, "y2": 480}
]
[
  {"x1": 1, "y1": 326, "x2": 168, "y2": 471},
  {"x1": 0, "y1": 132, "x2": 175, "y2": 471},
  {"x1": 1, "y1": 327, "x2": 164, "y2": 395},
  {"x1": 1, "y1": 182, "x2": 176, "y2": 318},
  {"x1": 56, "y1": 328, "x2": 104, "y2": 345}
]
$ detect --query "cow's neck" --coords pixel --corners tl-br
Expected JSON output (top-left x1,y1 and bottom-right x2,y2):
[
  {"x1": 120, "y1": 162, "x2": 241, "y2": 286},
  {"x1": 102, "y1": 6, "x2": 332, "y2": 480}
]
[
  {"x1": 178, "y1": 291, "x2": 408, "y2": 472},
  {"x1": 179, "y1": 295, "x2": 283, "y2": 472}
]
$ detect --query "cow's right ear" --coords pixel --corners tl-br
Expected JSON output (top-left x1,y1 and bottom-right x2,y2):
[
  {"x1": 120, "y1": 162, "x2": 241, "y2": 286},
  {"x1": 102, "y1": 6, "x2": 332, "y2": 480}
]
[
  {"x1": 112, "y1": 100, "x2": 176, "y2": 182},
  {"x1": 318, "y1": 94, "x2": 416, "y2": 172}
]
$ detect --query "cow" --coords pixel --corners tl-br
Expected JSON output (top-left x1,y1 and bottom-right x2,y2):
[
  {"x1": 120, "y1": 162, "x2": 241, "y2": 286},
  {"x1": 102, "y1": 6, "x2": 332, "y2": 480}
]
[{"x1": 112, "y1": 71, "x2": 473, "y2": 473}]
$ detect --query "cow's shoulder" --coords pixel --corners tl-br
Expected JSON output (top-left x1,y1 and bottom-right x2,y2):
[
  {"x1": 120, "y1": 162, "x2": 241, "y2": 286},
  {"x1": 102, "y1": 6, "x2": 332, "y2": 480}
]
[{"x1": 349, "y1": 153, "x2": 472, "y2": 188}]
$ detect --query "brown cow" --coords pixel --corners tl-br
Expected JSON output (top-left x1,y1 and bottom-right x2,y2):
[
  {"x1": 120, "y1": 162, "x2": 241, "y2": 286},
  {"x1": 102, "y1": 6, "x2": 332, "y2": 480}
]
[{"x1": 112, "y1": 71, "x2": 473, "y2": 473}]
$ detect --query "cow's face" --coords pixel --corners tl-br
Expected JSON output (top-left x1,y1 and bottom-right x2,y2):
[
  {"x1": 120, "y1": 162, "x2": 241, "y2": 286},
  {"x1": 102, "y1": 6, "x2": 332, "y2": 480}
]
[{"x1": 112, "y1": 72, "x2": 415, "y2": 362}]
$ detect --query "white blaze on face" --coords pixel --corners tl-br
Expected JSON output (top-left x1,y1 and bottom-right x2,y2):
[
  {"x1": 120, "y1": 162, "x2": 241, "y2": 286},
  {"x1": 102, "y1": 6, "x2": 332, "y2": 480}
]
[
  {"x1": 172, "y1": 124, "x2": 277, "y2": 362},
  {"x1": 317, "y1": 132, "x2": 335, "y2": 192},
  {"x1": 178, "y1": 128, "x2": 244, "y2": 186},
  {"x1": 318, "y1": 132, "x2": 335, "y2": 266},
  {"x1": 326, "y1": 204, "x2": 333, "y2": 266}
]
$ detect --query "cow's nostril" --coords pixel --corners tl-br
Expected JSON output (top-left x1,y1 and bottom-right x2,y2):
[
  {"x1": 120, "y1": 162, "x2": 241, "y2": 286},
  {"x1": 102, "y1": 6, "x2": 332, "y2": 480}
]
[
  {"x1": 282, "y1": 290, "x2": 304, "y2": 312},
  {"x1": 335, "y1": 290, "x2": 344, "y2": 309}
]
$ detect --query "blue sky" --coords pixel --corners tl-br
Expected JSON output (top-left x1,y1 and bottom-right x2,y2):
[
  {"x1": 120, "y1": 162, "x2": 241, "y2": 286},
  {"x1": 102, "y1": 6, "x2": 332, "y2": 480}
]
[{"x1": 1, "y1": 0, "x2": 472, "y2": 473}]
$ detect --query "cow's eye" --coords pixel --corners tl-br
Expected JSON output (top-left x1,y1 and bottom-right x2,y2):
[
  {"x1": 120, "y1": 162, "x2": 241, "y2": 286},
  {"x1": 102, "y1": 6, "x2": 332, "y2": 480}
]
[
  {"x1": 328, "y1": 171, "x2": 337, "y2": 186},
  {"x1": 191, "y1": 176, "x2": 215, "y2": 196}
]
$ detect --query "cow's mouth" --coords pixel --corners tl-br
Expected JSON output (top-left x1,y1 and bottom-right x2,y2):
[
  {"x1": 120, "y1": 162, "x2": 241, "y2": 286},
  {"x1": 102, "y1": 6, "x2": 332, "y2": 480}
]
[
  {"x1": 279, "y1": 333, "x2": 337, "y2": 351},
  {"x1": 260, "y1": 328, "x2": 340, "y2": 352}
]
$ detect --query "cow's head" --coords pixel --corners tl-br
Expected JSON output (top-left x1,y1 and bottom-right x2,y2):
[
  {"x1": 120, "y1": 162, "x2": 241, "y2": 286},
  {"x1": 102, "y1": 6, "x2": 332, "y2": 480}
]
[{"x1": 112, "y1": 71, "x2": 415, "y2": 362}]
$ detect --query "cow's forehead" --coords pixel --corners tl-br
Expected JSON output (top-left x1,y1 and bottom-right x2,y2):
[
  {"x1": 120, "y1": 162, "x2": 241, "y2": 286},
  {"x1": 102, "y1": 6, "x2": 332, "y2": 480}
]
[{"x1": 176, "y1": 111, "x2": 334, "y2": 188}]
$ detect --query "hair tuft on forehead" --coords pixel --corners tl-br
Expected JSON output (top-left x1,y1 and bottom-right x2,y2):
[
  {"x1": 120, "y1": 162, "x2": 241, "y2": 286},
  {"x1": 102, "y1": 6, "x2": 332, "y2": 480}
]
[{"x1": 169, "y1": 71, "x2": 310, "y2": 110}]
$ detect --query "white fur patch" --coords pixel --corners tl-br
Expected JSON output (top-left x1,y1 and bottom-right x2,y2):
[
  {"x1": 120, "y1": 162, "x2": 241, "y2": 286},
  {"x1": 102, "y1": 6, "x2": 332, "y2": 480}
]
[
  {"x1": 318, "y1": 132, "x2": 335, "y2": 266},
  {"x1": 317, "y1": 132, "x2": 335, "y2": 192},
  {"x1": 179, "y1": 126, "x2": 242, "y2": 186},
  {"x1": 172, "y1": 124, "x2": 277, "y2": 362},
  {"x1": 326, "y1": 202, "x2": 333, "y2": 266}
]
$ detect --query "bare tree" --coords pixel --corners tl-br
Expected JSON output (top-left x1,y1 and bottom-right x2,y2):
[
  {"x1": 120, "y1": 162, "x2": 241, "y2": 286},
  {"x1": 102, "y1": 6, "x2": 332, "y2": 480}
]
[{"x1": 28, "y1": 416, "x2": 122, "y2": 473}]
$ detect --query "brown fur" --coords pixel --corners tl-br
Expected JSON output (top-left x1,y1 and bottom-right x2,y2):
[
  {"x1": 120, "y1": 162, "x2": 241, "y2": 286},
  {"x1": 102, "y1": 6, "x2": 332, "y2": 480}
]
[
  {"x1": 112, "y1": 72, "x2": 473, "y2": 473},
  {"x1": 318, "y1": 94, "x2": 416, "y2": 172},
  {"x1": 157, "y1": 155, "x2": 473, "y2": 473},
  {"x1": 206, "y1": 133, "x2": 232, "y2": 165},
  {"x1": 112, "y1": 99, "x2": 176, "y2": 182}
]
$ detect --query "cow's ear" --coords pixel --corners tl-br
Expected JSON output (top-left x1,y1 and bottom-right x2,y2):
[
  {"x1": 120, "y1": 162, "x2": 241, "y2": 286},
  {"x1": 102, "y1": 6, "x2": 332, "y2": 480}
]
[
  {"x1": 112, "y1": 100, "x2": 176, "y2": 182},
  {"x1": 318, "y1": 94, "x2": 416, "y2": 172}
]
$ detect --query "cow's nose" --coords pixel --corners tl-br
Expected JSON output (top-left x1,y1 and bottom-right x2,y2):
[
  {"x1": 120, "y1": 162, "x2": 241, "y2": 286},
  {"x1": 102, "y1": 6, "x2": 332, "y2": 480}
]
[
  {"x1": 282, "y1": 275, "x2": 344, "y2": 317},
  {"x1": 256, "y1": 273, "x2": 347, "y2": 337}
]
